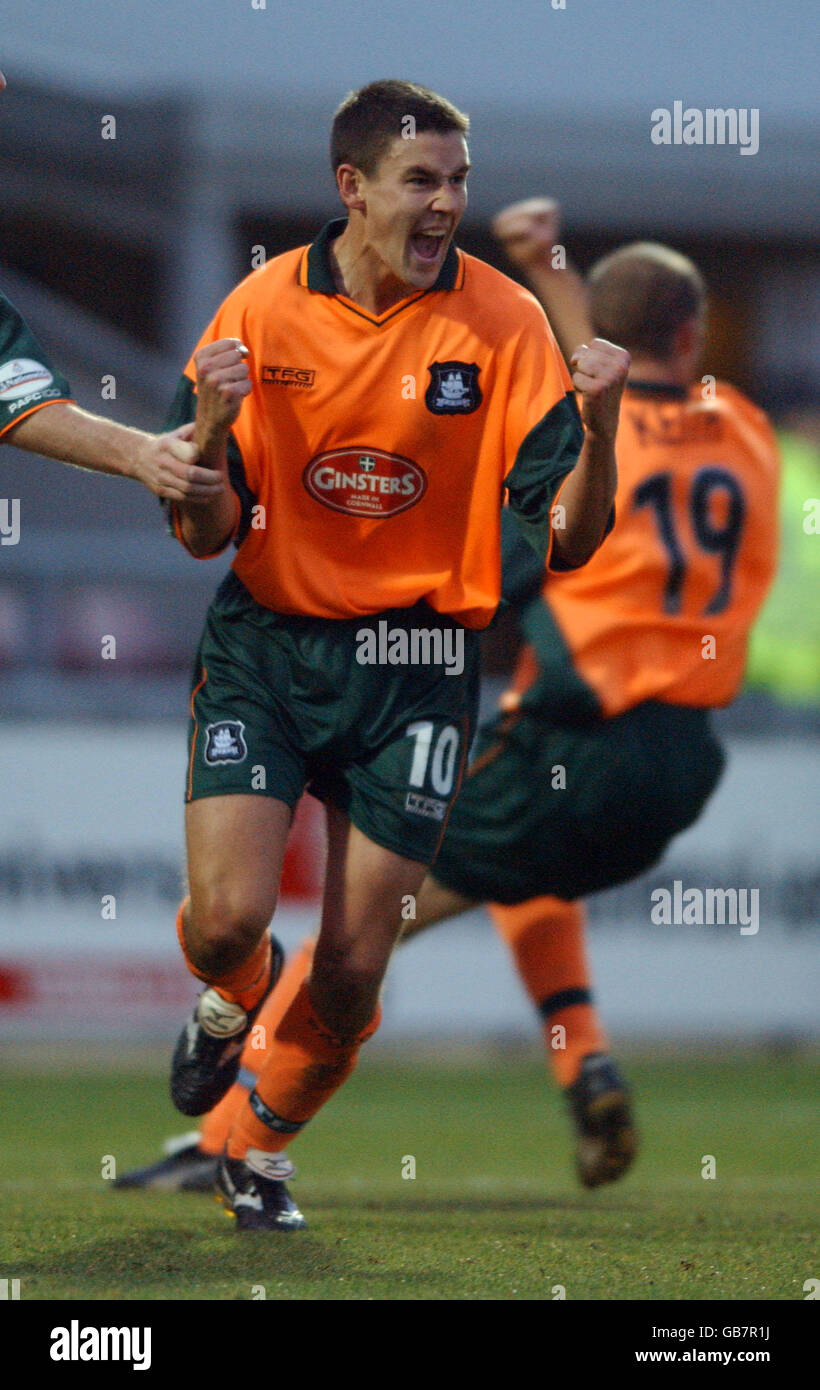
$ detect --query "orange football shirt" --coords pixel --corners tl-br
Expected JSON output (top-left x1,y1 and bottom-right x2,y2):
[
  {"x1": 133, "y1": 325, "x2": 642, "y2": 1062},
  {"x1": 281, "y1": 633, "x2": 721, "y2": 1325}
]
[
  {"x1": 514, "y1": 380, "x2": 780, "y2": 713},
  {"x1": 170, "y1": 219, "x2": 583, "y2": 628}
]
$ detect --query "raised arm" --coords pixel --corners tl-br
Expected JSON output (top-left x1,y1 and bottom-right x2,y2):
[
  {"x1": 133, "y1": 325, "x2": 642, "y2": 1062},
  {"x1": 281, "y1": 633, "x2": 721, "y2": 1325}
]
[
  {"x1": 552, "y1": 337, "x2": 628, "y2": 568},
  {"x1": 496, "y1": 199, "x2": 627, "y2": 571},
  {"x1": 492, "y1": 198, "x2": 592, "y2": 366}
]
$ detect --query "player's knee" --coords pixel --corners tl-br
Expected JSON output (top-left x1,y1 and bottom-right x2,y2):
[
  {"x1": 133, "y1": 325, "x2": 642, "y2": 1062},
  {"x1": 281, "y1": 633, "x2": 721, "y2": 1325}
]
[
  {"x1": 311, "y1": 951, "x2": 384, "y2": 1037},
  {"x1": 187, "y1": 891, "x2": 274, "y2": 974}
]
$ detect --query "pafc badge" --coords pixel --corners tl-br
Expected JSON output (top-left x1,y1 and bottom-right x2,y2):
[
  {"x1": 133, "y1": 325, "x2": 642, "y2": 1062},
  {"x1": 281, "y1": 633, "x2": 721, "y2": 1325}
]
[
  {"x1": 0, "y1": 357, "x2": 54, "y2": 402},
  {"x1": 204, "y1": 720, "x2": 247, "y2": 766},
  {"x1": 425, "y1": 361, "x2": 482, "y2": 415}
]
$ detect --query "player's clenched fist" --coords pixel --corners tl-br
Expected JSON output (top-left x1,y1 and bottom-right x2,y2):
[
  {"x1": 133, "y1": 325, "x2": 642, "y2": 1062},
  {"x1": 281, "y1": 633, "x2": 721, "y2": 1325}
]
[
  {"x1": 491, "y1": 197, "x2": 562, "y2": 271},
  {"x1": 571, "y1": 339, "x2": 631, "y2": 441},
  {"x1": 193, "y1": 338, "x2": 252, "y2": 438}
]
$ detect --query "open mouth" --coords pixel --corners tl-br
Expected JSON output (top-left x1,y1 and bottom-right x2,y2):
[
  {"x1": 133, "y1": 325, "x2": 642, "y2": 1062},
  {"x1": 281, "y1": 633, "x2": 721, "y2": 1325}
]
[{"x1": 410, "y1": 229, "x2": 447, "y2": 263}]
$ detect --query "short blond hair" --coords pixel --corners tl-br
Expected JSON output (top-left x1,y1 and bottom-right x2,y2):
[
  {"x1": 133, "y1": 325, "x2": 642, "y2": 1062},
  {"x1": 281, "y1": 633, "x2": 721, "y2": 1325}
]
[{"x1": 589, "y1": 242, "x2": 705, "y2": 360}]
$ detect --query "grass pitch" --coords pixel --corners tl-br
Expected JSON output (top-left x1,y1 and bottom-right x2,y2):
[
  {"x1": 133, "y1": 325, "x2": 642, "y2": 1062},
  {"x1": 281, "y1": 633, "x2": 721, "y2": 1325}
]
[{"x1": 1, "y1": 1050, "x2": 816, "y2": 1301}]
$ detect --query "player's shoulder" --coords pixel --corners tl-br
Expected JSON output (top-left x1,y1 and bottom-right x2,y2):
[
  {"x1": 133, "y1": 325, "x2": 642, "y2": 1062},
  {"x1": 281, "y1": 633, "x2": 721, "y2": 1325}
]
[
  {"x1": 216, "y1": 245, "x2": 306, "y2": 315},
  {"x1": 696, "y1": 380, "x2": 778, "y2": 450},
  {"x1": 692, "y1": 378, "x2": 764, "y2": 423},
  {"x1": 681, "y1": 381, "x2": 781, "y2": 495},
  {"x1": 457, "y1": 250, "x2": 548, "y2": 333}
]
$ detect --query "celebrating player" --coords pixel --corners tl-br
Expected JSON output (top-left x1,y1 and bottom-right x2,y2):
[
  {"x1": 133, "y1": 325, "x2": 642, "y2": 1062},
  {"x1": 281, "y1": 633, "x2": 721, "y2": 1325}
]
[
  {"x1": 117, "y1": 197, "x2": 777, "y2": 1203},
  {"x1": 161, "y1": 82, "x2": 626, "y2": 1231},
  {"x1": 402, "y1": 202, "x2": 778, "y2": 1176}
]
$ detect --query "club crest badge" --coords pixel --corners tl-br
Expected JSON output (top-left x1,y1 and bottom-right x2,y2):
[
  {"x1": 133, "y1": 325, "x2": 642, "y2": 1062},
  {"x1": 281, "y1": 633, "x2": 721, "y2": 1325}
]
[
  {"x1": 204, "y1": 720, "x2": 247, "y2": 765},
  {"x1": 0, "y1": 357, "x2": 54, "y2": 402},
  {"x1": 425, "y1": 361, "x2": 482, "y2": 415}
]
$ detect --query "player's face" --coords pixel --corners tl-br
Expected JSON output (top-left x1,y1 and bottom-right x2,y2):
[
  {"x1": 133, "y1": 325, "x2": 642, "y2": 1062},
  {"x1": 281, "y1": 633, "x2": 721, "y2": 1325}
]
[{"x1": 358, "y1": 131, "x2": 470, "y2": 290}]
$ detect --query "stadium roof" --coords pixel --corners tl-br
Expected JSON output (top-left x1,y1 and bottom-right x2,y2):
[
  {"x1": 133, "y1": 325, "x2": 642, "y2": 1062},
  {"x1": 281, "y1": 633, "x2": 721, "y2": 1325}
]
[
  {"x1": 2, "y1": 0, "x2": 817, "y2": 239},
  {"x1": 3, "y1": 0, "x2": 816, "y2": 121}
]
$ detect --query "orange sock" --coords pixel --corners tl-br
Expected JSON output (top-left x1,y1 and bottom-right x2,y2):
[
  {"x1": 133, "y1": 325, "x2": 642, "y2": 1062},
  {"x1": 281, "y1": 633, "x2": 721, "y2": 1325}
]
[
  {"x1": 175, "y1": 898, "x2": 272, "y2": 1013},
  {"x1": 200, "y1": 1090, "x2": 246, "y2": 1156},
  {"x1": 489, "y1": 896, "x2": 608, "y2": 1088},
  {"x1": 227, "y1": 979, "x2": 381, "y2": 1159},
  {"x1": 198, "y1": 938, "x2": 316, "y2": 1155}
]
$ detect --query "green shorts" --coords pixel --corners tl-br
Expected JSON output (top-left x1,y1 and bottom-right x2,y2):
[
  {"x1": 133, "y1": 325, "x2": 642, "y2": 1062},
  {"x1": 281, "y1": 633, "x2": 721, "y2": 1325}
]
[
  {"x1": 431, "y1": 699, "x2": 725, "y2": 903},
  {"x1": 186, "y1": 572, "x2": 480, "y2": 865}
]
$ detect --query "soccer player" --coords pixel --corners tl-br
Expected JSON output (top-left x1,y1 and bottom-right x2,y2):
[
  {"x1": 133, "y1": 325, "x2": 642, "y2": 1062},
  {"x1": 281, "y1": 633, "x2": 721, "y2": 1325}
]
[
  {"x1": 0, "y1": 69, "x2": 219, "y2": 500},
  {"x1": 118, "y1": 197, "x2": 778, "y2": 1201},
  {"x1": 406, "y1": 205, "x2": 779, "y2": 1158},
  {"x1": 161, "y1": 81, "x2": 627, "y2": 1231}
]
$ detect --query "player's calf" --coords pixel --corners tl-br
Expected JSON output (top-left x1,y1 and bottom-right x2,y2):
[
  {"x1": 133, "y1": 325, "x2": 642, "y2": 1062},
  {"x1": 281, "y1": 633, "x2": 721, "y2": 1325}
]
[{"x1": 309, "y1": 952, "x2": 388, "y2": 1040}]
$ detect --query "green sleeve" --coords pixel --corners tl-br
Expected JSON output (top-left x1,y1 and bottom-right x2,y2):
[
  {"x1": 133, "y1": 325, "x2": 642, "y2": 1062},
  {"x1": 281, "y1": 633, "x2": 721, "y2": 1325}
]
[
  {"x1": 499, "y1": 506, "x2": 546, "y2": 608},
  {"x1": 0, "y1": 293, "x2": 73, "y2": 437},
  {"x1": 517, "y1": 594, "x2": 602, "y2": 720},
  {"x1": 503, "y1": 390, "x2": 583, "y2": 561}
]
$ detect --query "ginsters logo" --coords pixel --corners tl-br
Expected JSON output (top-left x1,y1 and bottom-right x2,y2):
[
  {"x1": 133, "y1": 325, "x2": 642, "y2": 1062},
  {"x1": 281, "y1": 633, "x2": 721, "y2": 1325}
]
[{"x1": 303, "y1": 448, "x2": 427, "y2": 518}]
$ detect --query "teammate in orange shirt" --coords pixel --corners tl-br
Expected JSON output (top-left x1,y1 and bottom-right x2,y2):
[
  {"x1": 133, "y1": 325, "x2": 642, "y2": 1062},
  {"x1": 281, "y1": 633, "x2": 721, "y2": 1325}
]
[
  {"x1": 162, "y1": 84, "x2": 627, "y2": 1231},
  {"x1": 117, "y1": 196, "x2": 777, "y2": 1201},
  {"x1": 411, "y1": 201, "x2": 778, "y2": 1180}
]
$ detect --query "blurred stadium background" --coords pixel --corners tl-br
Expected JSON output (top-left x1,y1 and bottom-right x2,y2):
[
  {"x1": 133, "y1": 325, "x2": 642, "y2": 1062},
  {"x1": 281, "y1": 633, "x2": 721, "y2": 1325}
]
[{"x1": 1, "y1": 0, "x2": 818, "y2": 1051}]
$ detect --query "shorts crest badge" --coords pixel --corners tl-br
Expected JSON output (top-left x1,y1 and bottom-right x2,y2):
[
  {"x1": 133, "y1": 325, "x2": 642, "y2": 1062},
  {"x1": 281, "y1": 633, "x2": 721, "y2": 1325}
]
[
  {"x1": 204, "y1": 720, "x2": 247, "y2": 765},
  {"x1": 425, "y1": 361, "x2": 482, "y2": 415}
]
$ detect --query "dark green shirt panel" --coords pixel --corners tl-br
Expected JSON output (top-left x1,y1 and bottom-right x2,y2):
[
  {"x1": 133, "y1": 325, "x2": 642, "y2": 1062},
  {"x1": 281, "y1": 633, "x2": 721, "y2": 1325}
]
[
  {"x1": 500, "y1": 493, "x2": 615, "y2": 605},
  {"x1": 162, "y1": 374, "x2": 257, "y2": 546},
  {"x1": 499, "y1": 506, "x2": 545, "y2": 608},
  {"x1": 0, "y1": 293, "x2": 74, "y2": 435},
  {"x1": 518, "y1": 594, "x2": 603, "y2": 722},
  {"x1": 504, "y1": 390, "x2": 584, "y2": 561}
]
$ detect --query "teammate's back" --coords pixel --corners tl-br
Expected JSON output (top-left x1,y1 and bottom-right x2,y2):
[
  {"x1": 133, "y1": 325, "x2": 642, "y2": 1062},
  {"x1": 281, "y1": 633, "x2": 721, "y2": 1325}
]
[
  {"x1": 540, "y1": 377, "x2": 780, "y2": 714},
  {"x1": 491, "y1": 223, "x2": 781, "y2": 718}
]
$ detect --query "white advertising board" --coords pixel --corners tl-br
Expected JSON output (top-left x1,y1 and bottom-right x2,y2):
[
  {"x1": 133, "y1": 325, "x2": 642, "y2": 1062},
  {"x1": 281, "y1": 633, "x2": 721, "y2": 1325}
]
[{"x1": 0, "y1": 724, "x2": 817, "y2": 1041}]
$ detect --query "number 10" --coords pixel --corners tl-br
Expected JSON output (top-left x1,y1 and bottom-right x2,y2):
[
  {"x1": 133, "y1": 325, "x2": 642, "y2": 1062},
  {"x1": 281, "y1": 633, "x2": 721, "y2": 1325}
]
[{"x1": 406, "y1": 721, "x2": 459, "y2": 796}]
